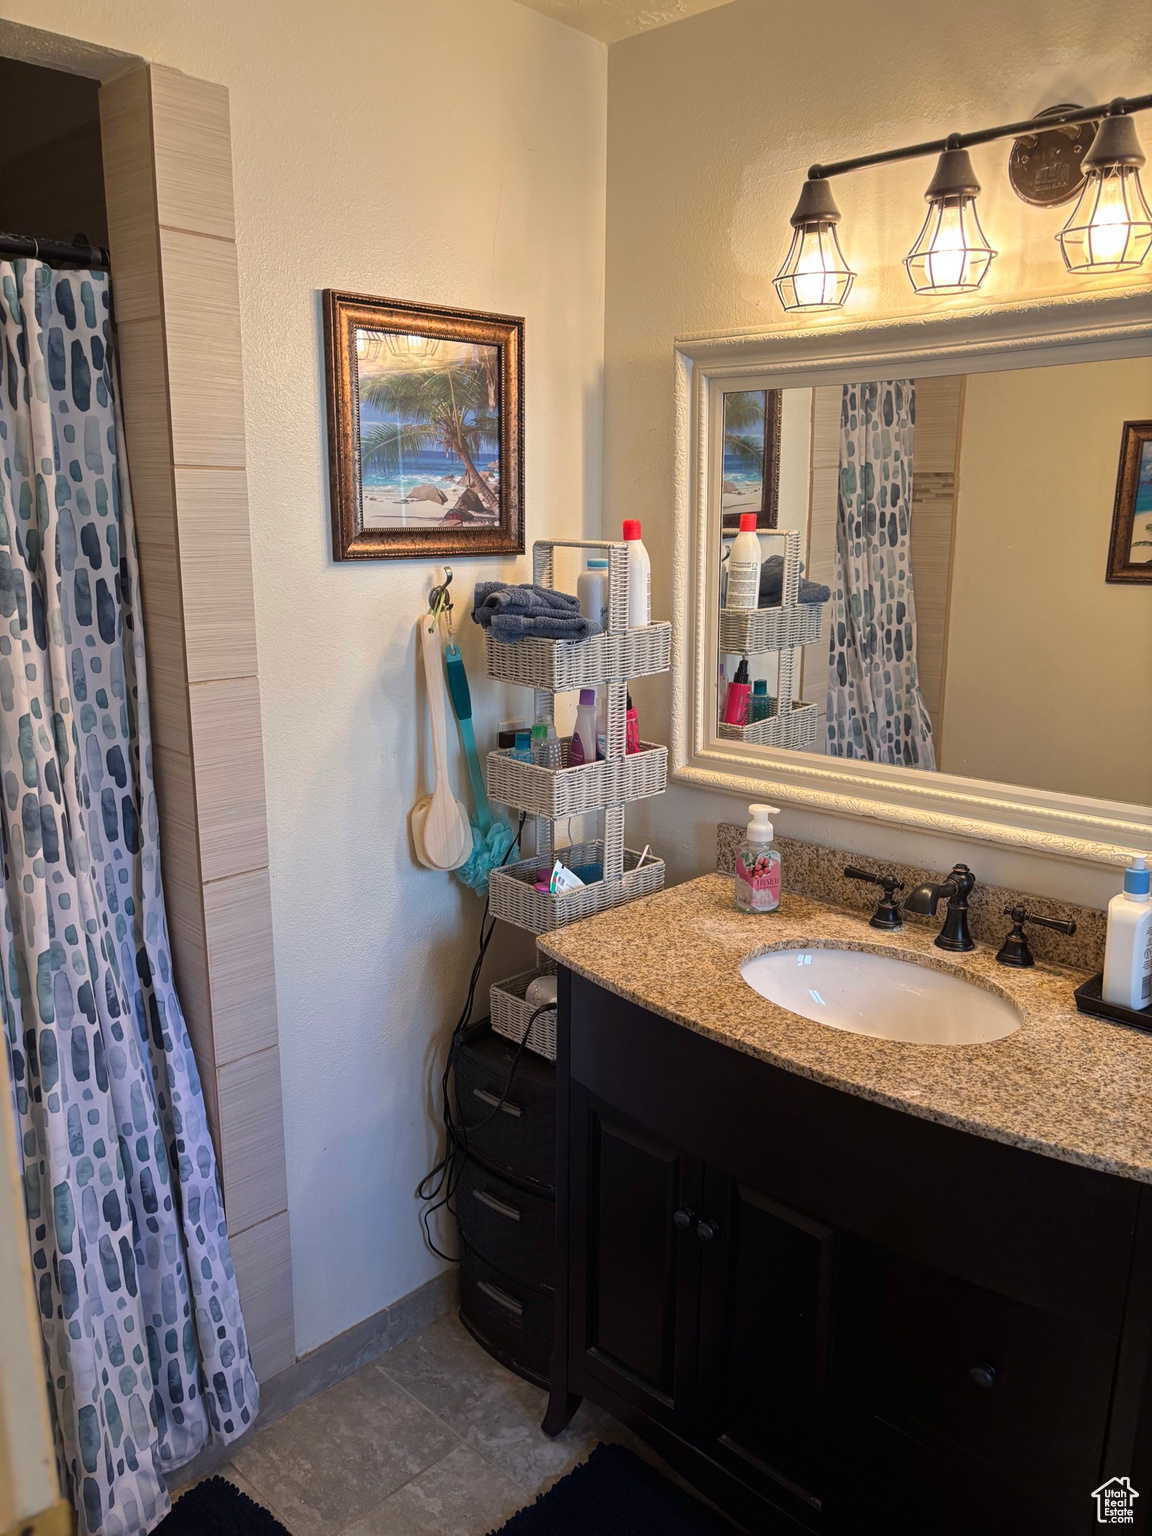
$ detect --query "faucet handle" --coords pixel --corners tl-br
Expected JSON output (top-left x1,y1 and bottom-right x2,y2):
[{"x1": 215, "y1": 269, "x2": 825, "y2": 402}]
[
  {"x1": 996, "y1": 905, "x2": 1077, "y2": 968},
  {"x1": 844, "y1": 865, "x2": 905, "y2": 931}
]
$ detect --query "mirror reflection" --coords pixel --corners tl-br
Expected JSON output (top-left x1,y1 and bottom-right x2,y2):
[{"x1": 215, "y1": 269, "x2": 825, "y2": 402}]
[{"x1": 716, "y1": 357, "x2": 1152, "y2": 807}]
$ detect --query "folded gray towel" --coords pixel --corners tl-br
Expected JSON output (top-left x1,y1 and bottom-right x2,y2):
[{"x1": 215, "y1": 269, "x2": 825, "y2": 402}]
[
  {"x1": 489, "y1": 611, "x2": 600, "y2": 642},
  {"x1": 472, "y1": 581, "x2": 600, "y2": 642},
  {"x1": 473, "y1": 581, "x2": 582, "y2": 621},
  {"x1": 758, "y1": 554, "x2": 831, "y2": 607}
]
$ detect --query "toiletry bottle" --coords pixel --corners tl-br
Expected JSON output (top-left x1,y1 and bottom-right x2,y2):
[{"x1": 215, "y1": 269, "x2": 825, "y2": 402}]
[
  {"x1": 735, "y1": 804, "x2": 783, "y2": 914},
  {"x1": 723, "y1": 658, "x2": 752, "y2": 725},
  {"x1": 1103, "y1": 855, "x2": 1152, "y2": 1009},
  {"x1": 726, "y1": 513, "x2": 763, "y2": 611},
  {"x1": 530, "y1": 722, "x2": 548, "y2": 765},
  {"x1": 625, "y1": 692, "x2": 640, "y2": 754},
  {"x1": 595, "y1": 689, "x2": 607, "y2": 761},
  {"x1": 512, "y1": 729, "x2": 532, "y2": 763},
  {"x1": 578, "y1": 558, "x2": 610, "y2": 630},
  {"x1": 541, "y1": 722, "x2": 563, "y2": 769},
  {"x1": 749, "y1": 678, "x2": 770, "y2": 722},
  {"x1": 623, "y1": 519, "x2": 651, "y2": 628},
  {"x1": 569, "y1": 688, "x2": 597, "y2": 766}
]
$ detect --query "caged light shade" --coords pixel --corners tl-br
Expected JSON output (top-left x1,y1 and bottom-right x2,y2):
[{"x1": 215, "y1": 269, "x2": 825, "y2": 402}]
[
  {"x1": 774, "y1": 178, "x2": 855, "y2": 311},
  {"x1": 904, "y1": 147, "x2": 996, "y2": 294},
  {"x1": 1058, "y1": 111, "x2": 1152, "y2": 272}
]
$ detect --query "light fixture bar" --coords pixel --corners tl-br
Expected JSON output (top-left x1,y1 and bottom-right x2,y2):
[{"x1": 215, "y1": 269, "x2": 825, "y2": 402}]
[{"x1": 809, "y1": 93, "x2": 1152, "y2": 183}]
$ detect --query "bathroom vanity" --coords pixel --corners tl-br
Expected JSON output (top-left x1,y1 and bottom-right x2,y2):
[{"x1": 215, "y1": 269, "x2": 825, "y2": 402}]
[{"x1": 538, "y1": 878, "x2": 1152, "y2": 1535}]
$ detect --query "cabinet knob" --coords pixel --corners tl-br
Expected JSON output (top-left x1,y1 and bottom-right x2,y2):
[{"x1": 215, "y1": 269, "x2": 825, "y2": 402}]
[
  {"x1": 696, "y1": 1219, "x2": 720, "y2": 1243},
  {"x1": 968, "y1": 1362, "x2": 997, "y2": 1390},
  {"x1": 673, "y1": 1207, "x2": 695, "y2": 1230}
]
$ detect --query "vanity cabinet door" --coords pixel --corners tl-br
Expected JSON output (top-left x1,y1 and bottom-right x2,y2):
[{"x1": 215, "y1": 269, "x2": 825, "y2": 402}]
[
  {"x1": 569, "y1": 1085, "x2": 703, "y2": 1434},
  {"x1": 695, "y1": 1170, "x2": 835, "y2": 1523}
]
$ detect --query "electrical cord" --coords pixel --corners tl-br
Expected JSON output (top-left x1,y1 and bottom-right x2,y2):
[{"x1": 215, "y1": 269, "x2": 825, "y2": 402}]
[{"x1": 417, "y1": 813, "x2": 543, "y2": 1262}]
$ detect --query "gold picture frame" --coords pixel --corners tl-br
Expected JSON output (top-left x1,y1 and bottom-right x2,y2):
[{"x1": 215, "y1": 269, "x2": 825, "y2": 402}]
[{"x1": 324, "y1": 290, "x2": 524, "y2": 560}]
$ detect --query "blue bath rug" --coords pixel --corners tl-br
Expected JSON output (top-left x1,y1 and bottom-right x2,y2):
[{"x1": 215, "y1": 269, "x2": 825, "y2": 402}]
[
  {"x1": 489, "y1": 1443, "x2": 736, "y2": 1534},
  {"x1": 154, "y1": 1476, "x2": 291, "y2": 1535}
]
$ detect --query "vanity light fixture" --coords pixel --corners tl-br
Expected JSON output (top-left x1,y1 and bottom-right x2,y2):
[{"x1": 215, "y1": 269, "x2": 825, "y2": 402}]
[
  {"x1": 1057, "y1": 106, "x2": 1152, "y2": 272},
  {"x1": 779, "y1": 91, "x2": 1152, "y2": 313},
  {"x1": 904, "y1": 144, "x2": 996, "y2": 293},
  {"x1": 773, "y1": 177, "x2": 855, "y2": 311}
]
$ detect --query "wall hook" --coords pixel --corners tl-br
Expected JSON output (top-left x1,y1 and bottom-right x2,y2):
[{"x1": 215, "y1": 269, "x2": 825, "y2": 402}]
[{"x1": 428, "y1": 567, "x2": 454, "y2": 630}]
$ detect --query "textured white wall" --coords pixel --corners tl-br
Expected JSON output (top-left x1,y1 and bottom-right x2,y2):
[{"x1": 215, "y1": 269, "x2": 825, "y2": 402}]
[
  {"x1": 605, "y1": 0, "x2": 1151, "y2": 912},
  {"x1": 2, "y1": 0, "x2": 607, "y2": 1354}
]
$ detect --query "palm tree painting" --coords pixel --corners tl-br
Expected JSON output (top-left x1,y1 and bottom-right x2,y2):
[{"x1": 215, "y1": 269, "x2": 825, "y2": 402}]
[
  {"x1": 355, "y1": 335, "x2": 501, "y2": 530},
  {"x1": 1106, "y1": 421, "x2": 1152, "y2": 584},
  {"x1": 721, "y1": 389, "x2": 781, "y2": 531},
  {"x1": 325, "y1": 291, "x2": 523, "y2": 561}
]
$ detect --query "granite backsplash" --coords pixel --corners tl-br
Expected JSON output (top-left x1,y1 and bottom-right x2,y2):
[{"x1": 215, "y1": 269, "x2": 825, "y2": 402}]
[{"x1": 715, "y1": 823, "x2": 1106, "y2": 973}]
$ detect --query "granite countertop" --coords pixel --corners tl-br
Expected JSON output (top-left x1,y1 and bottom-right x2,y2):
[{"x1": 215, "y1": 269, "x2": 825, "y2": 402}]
[{"x1": 537, "y1": 874, "x2": 1152, "y2": 1185}]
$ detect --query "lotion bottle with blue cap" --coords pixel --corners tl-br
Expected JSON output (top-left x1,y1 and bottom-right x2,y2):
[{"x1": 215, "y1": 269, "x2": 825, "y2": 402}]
[{"x1": 1103, "y1": 855, "x2": 1152, "y2": 1009}]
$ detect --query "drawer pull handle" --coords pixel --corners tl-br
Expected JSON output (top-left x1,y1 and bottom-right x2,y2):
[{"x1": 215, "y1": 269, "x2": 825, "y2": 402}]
[
  {"x1": 473, "y1": 1088, "x2": 522, "y2": 1118},
  {"x1": 473, "y1": 1188, "x2": 522, "y2": 1222},
  {"x1": 477, "y1": 1280, "x2": 524, "y2": 1317},
  {"x1": 696, "y1": 1219, "x2": 720, "y2": 1243},
  {"x1": 673, "y1": 1207, "x2": 695, "y2": 1231},
  {"x1": 968, "y1": 1362, "x2": 997, "y2": 1390}
]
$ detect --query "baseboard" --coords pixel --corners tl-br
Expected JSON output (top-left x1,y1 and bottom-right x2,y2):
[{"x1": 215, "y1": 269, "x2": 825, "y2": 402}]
[{"x1": 168, "y1": 1267, "x2": 459, "y2": 1492}]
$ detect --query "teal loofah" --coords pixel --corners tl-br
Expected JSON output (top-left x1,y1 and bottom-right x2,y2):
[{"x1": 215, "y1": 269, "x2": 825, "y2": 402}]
[{"x1": 455, "y1": 815, "x2": 516, "y2": 895}]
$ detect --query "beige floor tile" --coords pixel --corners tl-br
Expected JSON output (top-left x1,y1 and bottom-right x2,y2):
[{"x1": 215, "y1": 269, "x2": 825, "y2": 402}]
[
  {"x1": 340, "y1": 1444, "x2": 525, "y2": 1536},
  {"x1": 379, "y1": 1314, "x2": 642, "y2": 1497},
  {"x1": 232, "y1": 1363, "x2": 457, "y2": 1536}
]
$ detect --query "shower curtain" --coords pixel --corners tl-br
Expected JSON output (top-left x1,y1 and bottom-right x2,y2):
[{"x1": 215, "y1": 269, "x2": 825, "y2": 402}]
[
  {"x1": 0, "y1": 260, "x2": 258, "y2": 1535},
  {"x1": 826, "y1": 379, "x2": 937, "y2": 770}
]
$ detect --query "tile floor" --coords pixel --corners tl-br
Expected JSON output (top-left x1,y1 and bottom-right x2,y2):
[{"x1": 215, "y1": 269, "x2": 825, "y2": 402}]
[{"x1": 176, "y1": 1312, "x2": 660, "y2": 1535}]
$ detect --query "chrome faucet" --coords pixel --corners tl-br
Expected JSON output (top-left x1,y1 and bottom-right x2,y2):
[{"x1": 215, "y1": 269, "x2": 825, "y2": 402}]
[{"x1": 903, "y1": 864, "x2": 977, "y2": 952}]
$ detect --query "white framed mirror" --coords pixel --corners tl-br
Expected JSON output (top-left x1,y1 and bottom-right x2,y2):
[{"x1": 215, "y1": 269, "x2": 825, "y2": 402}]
[{"x1": 671, "y1": 294, "x2": 1152, "y2": 865}]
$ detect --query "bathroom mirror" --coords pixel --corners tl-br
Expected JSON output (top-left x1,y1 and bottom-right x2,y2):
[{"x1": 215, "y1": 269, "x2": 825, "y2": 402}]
[{"x1": 673, "y1": 298, "x2": 1152, "y2": 862}]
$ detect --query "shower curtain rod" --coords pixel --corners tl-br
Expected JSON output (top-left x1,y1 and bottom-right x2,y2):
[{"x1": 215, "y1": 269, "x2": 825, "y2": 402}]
[{"x1": 0, "y1": 230, "x2": 110, "y2": 269}]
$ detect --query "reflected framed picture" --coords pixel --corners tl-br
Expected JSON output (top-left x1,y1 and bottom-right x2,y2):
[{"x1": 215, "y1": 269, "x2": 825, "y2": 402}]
[
  {"x1": 720, "y1": 388, "x2": 781, "y2": 532},
  {"x1": 323, "y1": 291, "x2": 524, "y2": 560},
  {"x1": 1107, "y1": 420, "x2": 1152, "y2": 584}
]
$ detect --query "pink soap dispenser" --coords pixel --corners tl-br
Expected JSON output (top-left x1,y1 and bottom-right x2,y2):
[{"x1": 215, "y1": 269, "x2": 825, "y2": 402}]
[{"x1": 735, "y1": 804, "x2": 782, "y2": 914}]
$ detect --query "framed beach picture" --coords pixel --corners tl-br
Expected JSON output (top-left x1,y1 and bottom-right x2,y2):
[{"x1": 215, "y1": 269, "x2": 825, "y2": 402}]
[
  {"x1": 1107, "y1": 420, "x2": 1152, "y2": 584},
  {"x1": 324, "y1": 291, "x2": 524, "y2": 560},
  {"x1": 720, "y1": 388, "x2": 781, "y2": 532}
]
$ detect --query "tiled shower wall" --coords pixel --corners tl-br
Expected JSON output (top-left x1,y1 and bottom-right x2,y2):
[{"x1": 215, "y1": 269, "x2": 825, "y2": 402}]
[{"x1": 99, "y1": 65, "x2": 294, "y2": 1380}]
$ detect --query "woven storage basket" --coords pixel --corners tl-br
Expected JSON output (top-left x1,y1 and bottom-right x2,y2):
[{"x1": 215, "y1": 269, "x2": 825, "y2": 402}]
[
  {"x1": 719, "y1": 603, "x2": 823, "y2": 655},
  {"x1": 718, "y1": 702, "x2": 820, "y2": 749},
  {"x1": 485, "y1": 622, "x2": 671, "y2": 692},
  {"x1": 490, "y1": 965, "x2": 558, "y2": 1060},
  {"x1": 487, "y1": 740, "x2": 667, "y2": 819},
  {"x1": 488, "y1": 840, "x2": 665, "y2": 935}
]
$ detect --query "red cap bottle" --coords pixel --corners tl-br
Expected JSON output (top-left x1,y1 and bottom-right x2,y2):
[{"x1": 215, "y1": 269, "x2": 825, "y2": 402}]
[
  {"x1": 738, "y1": 512, "x2": 758, "y2": 532},
  {"x1": 623, "y1": 519, "x2": 642, "y2": 540}
]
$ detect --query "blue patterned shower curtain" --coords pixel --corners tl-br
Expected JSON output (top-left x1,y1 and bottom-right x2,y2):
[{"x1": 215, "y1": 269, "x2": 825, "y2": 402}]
[
  {"x1": 0, "y1": 261, "x2": 258, "y2": 1535},
  {"x1": 826, "y1": 380, "x2": 936, "y2": 770}
]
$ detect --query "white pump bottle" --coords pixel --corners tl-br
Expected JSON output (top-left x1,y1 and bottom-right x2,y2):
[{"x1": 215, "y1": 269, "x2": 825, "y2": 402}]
[{"x1": 1103, "y1": 855, "x2": 1152, "y2": 1010}]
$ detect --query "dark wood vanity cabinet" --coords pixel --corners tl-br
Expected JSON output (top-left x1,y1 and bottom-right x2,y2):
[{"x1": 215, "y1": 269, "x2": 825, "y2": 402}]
[{"x1": 549, "y1": 971, "x2": 1152, "y2": 1535}]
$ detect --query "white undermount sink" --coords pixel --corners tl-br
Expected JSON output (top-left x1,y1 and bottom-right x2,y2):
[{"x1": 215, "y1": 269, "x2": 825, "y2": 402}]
[{"x1": 740, "y1": 947, "x2": 1020, "y2": 1045}]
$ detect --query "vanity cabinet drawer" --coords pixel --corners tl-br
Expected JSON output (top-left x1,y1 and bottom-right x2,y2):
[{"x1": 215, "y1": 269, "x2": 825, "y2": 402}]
[
  {"x1": 454, "y1": 1023, "x2": 556, "y2": 1193},
  {"x1": 455, "y1": 1155, "x2": 555, "y2": 1294},
  {"x1": 459, "y1": 1246, "x2": 554, "y2": 1388},
  {"x1": 835, "y1": 1238, "x2": 1116, "y2": 1520}
]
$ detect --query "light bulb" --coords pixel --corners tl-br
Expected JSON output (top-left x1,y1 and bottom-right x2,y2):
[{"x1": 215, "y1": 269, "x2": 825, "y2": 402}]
[
  {"x1": 1058, "y1": 112, "x2": 1152, "y2": 273},
  {"x1": 904, "y1": 147, "x2": 995, "y2": 295},
  {"x1": 355, "y1": 330, "x2": 368, "y2": 358},
  {"x1": 774, "y1": 178, "x2": 855, "y2": 312}
]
